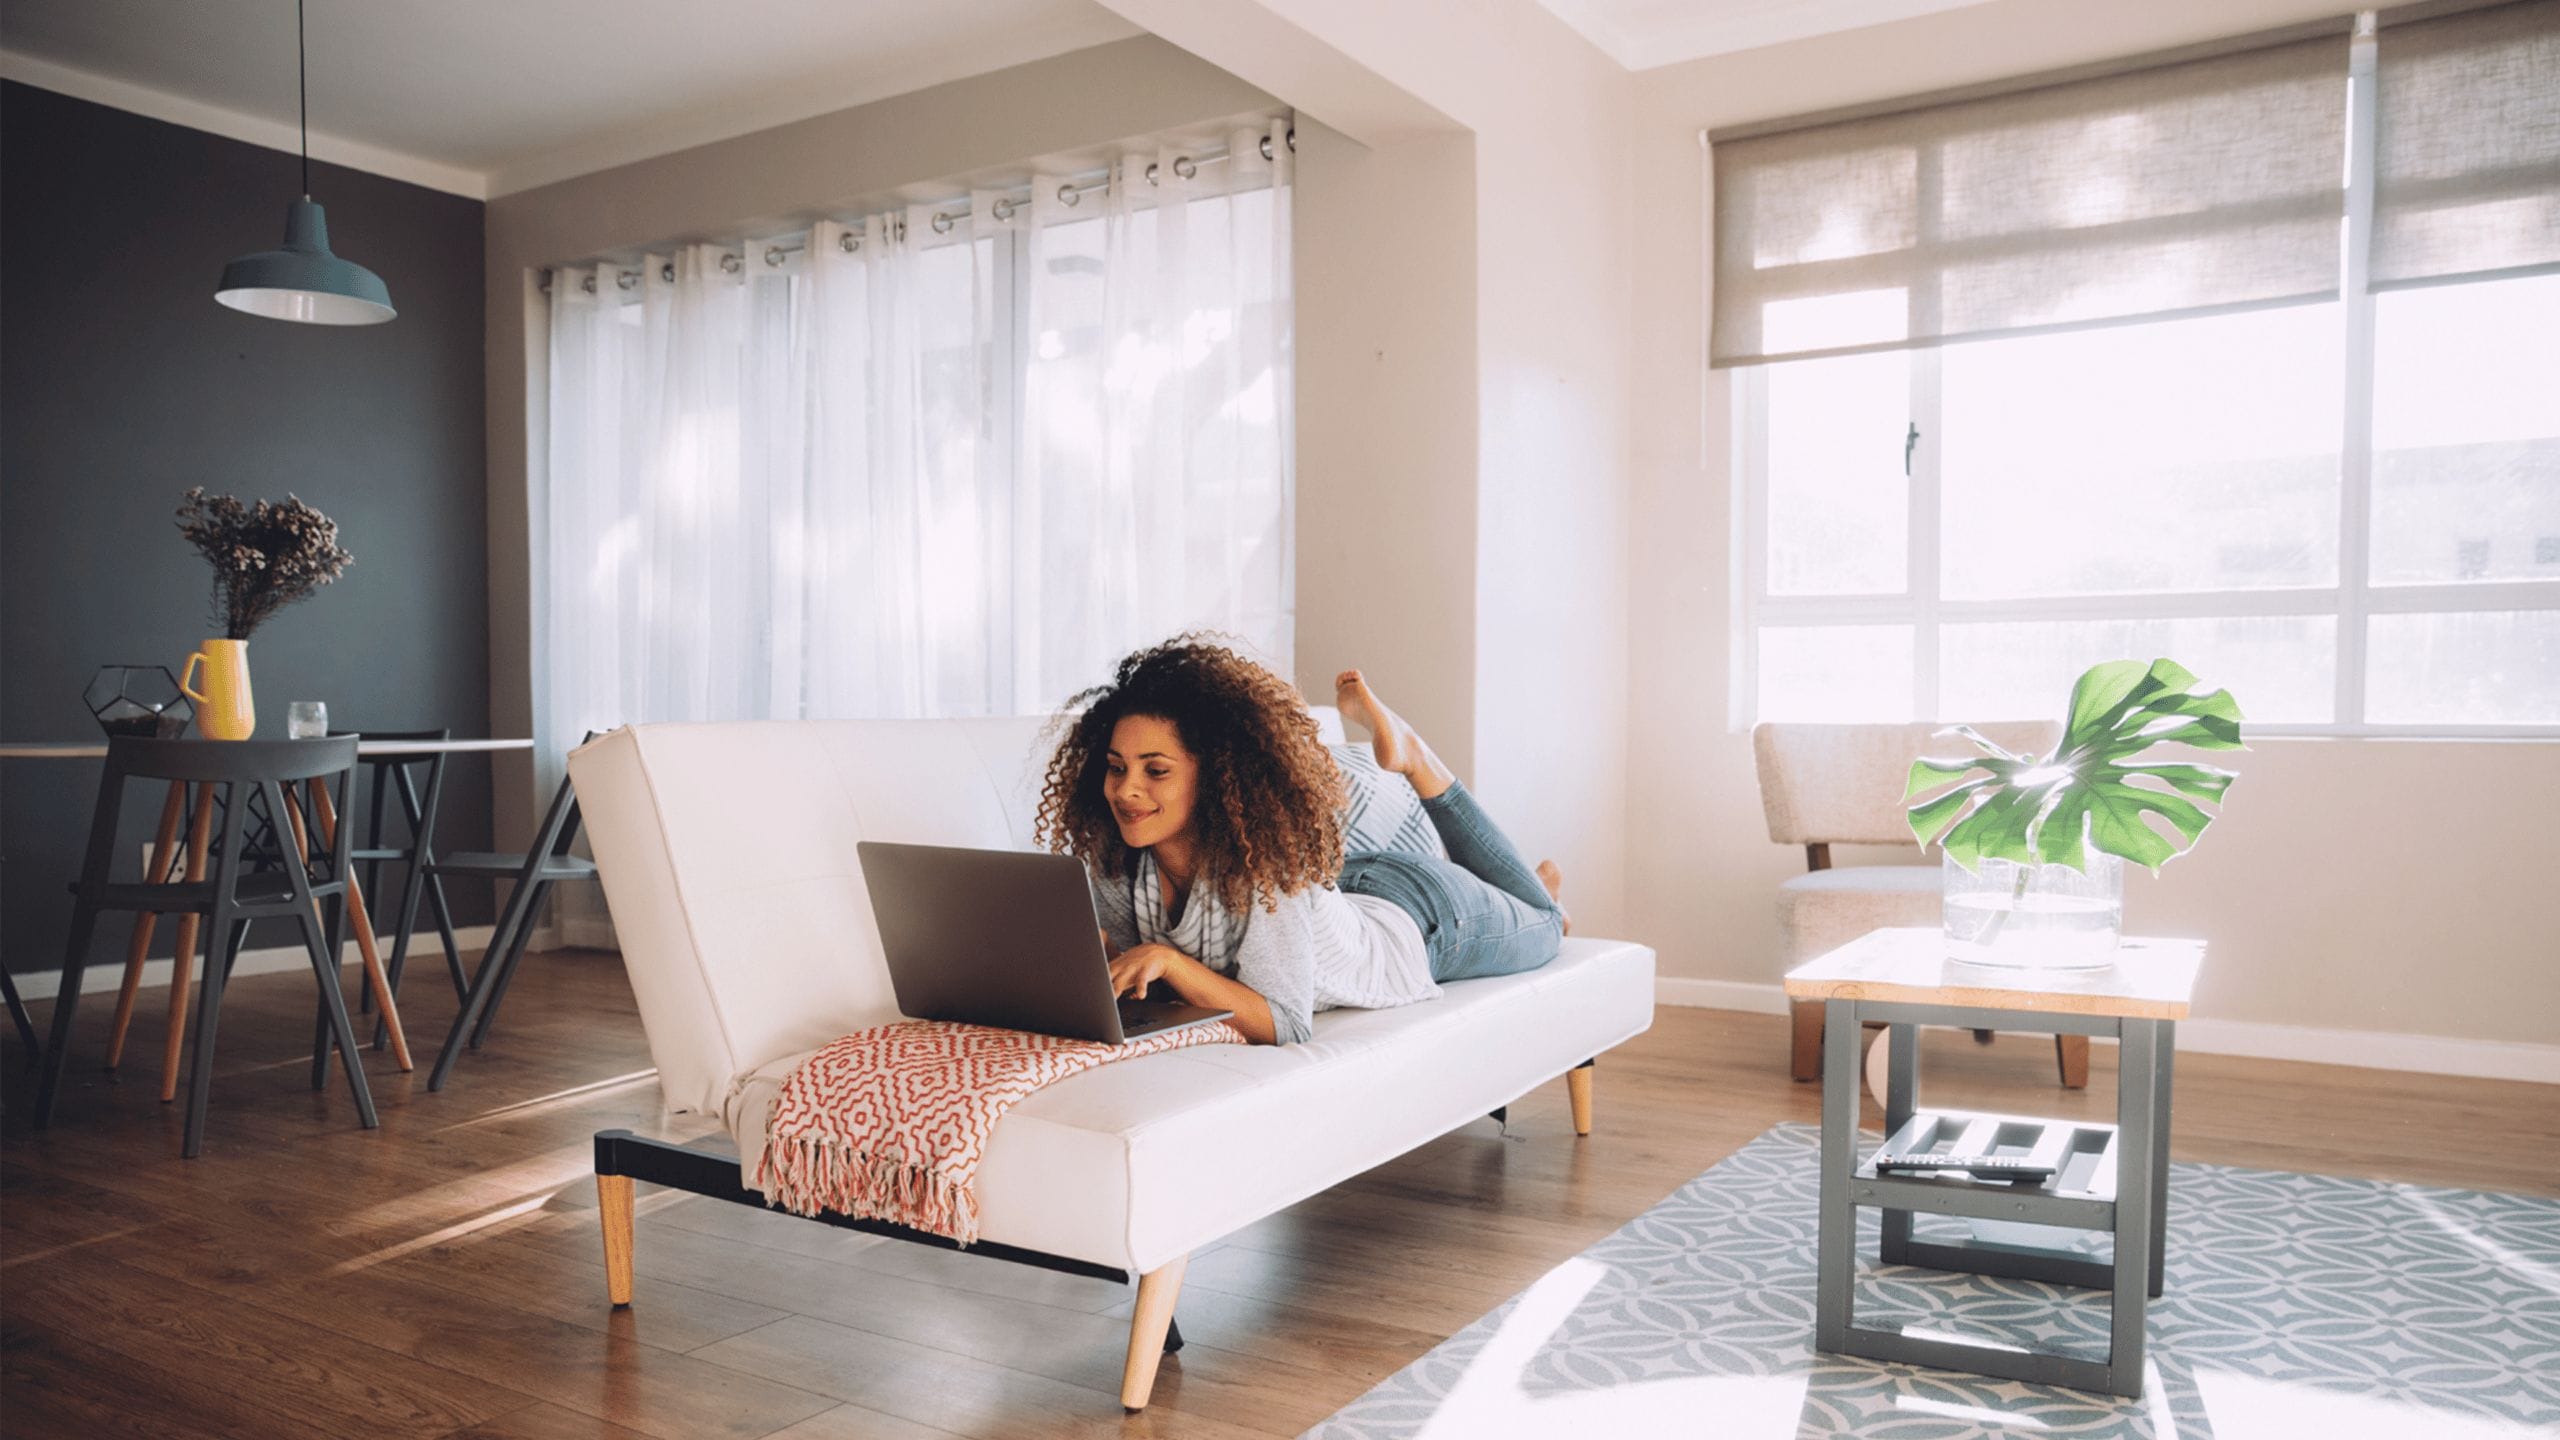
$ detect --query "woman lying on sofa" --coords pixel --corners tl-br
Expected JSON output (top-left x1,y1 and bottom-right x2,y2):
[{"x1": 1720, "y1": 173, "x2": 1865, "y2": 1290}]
[{"x1": 1035, "y1": 635, "x2": 1567, "y2": 1045}]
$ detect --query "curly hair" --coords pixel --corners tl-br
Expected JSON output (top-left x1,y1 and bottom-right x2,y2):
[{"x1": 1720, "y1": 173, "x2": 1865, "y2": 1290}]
[{"x1": 1037, "y1": 634, "x2": 1345, "y2": 915}]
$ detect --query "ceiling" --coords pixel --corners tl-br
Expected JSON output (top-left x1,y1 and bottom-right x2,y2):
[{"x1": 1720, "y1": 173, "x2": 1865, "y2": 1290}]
[
  {"x1": 0, "y1": 0, "x2": 1141, "y2": 197},
  {"x1": 1533, "y1": 0, "x2": 1999, "y2": 69},
  {"x1": 1, "y1": 0, "x2": 2004, "y2": 199}
]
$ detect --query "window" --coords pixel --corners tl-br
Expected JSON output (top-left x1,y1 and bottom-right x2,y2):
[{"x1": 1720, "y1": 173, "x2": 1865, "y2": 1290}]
[{"x1": 1726, "y1": 9, "x2": 2559, "y2": 736}]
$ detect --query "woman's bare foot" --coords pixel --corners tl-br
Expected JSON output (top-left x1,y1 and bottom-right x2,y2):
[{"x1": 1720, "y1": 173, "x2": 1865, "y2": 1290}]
[
  {"x1": 1537, "y1": 859, "x2": 1572, "y2": 935},
  {"x1": 1335, "y1": 669, "x2": 1454, "y2": 799}
]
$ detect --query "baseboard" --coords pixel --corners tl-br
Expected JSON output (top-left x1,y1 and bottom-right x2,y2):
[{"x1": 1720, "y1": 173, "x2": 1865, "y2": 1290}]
[
  {"x1": 1656, "y1": 977, "x2": 1792, "y2": 1016},
  {"x1": 13, "y1": 925, "x2": 499, "y2": 1002},
  {"x1": 556, "y1": 916, "x2": 619, "y2": 950},
  {"x1": 1656, "y1": 978, "x2": 2560, "y2": 1085}
]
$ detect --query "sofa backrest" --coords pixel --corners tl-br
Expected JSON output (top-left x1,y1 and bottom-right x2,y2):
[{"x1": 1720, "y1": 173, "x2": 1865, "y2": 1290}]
[{"x1": 568, "y1": 709, "x2": 1345, "y2": 1114}]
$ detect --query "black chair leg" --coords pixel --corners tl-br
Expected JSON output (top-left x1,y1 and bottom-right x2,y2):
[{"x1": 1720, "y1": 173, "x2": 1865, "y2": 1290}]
[
  {"x1": 312, "y1": 995, "x2": 336, "y2": 1091},
  {"x1": 1, "y1": 961, "x2": 40, "y2": 1067},
  {"x1": 299, "y1": 908, "x2": 377, "y2": 1130},
  {"x1": 180, "y1": 904, "x2": 239, "y2": 1159},
  {"x1": 428, "y1": 875, "x2": 467, "y2": 1000},
  {"x1": 34, "y1": 903, "x2": 101, "y2": 1128},
  {"x1": 469, "y1": 880, "x2": 551, "y2": 1049},
  {"x1": 430, "y1": 880, "x2": 534, "y2": 1092}
]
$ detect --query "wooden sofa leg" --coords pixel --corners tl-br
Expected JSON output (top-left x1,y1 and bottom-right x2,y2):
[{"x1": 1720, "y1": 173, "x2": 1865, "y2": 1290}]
[
  {"x1": 2055, "y1": 1033, "x2": 2091, "y2": 1089},
  {"x1": 1122, "y1": 1255, "x2": 1188, "y2": 1411},
  {"x1": 1790, "y1": 999, "x2": 1825, "y2": 1081},
  {"x1": 598, "y1": 1174, "x2": 636, "y2": 1307},
  {"x1": 1567, "y1": 1058, "x2": 1595, "y2": 1136}
]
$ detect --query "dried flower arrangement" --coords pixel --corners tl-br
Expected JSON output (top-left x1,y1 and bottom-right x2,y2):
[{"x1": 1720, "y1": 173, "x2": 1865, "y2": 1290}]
[{"x1": 175, "y1": 488, "x2": 354, "y2": 640}]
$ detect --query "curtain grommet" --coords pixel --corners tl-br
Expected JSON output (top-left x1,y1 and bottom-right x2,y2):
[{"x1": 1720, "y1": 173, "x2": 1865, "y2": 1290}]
[
  {"x1": 931, "y1": 211, "x2": 955, "y2": 235},
  {"x1": 580, "y1": 274, "x2": 597, "y2": 295},
  {"x1": 1058, "y1": 184, "x2": 1081, "y2": 208},
  {"x1": 840, "y1": 231, "x2": 860, "y2": 253},
  {"x1": 765, "y1": 246, "x2": 787, "y2": 268},
  {"x1": 992, "y1": 198, "x2": 1017, "y2": 223},
  {"x1": 1172, "y1": 156, "x2": 1198, "y2": 180}
]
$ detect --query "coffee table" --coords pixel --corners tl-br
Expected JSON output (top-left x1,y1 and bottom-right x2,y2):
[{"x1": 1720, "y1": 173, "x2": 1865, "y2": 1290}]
[{"x1": 1784, "y1": 926, "x2": 2204, "y2": 1398}]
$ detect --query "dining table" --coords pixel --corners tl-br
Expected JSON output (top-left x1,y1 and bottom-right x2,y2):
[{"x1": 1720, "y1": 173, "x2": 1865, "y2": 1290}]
[{"x1": 1, "y1": 737, "x2": 534, "y2": 1092}]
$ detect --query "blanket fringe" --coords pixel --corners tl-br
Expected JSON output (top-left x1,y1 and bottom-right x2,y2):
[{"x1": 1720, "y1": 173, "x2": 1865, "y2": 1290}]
[{"x1": 756, "y1": 1129, "x2": 984, "y2": 1245}]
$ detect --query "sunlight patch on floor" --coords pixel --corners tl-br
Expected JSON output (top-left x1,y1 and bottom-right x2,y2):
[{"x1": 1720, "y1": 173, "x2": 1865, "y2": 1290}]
[
  {"x1": 2196, "y1": 1369, "x2": 2546, "y2": 1439},
  {"x1": 432, "y1": 1068, "x2": 660, "y2": 1132},
  {"x1": 1412, "y1": 1256, "x2": 1809, "y2": 1439}
]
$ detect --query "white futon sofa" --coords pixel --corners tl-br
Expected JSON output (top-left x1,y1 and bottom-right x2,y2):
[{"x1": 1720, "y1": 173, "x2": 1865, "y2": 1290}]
[{"x1": 566, "y1": 713, "x2": 1656, "y2": 1410}]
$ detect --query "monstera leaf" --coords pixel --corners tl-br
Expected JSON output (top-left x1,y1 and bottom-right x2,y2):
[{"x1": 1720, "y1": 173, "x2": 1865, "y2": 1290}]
[{"x1": 1907, "y1": 658, "x2": 2244, "y2": 875}]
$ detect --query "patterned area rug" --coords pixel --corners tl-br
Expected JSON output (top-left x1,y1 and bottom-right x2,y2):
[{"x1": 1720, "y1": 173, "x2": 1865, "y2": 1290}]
[{"x1": 1308, "y1": 1124, "x2": 2560, "y2": 1439}]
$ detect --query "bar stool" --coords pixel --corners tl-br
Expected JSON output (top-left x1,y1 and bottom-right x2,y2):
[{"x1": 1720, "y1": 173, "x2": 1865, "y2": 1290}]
[
  {"x1": 425, "y1": 746, "x2": 598, "y2": 1091},
  {"x1": 38, "y1": 737, "x2": 379, "y2": 1158}
]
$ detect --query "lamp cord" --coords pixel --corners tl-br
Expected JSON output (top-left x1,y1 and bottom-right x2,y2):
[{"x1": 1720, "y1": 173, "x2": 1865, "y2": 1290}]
[{"x1": 297, "y1": 0, "x2": 308, "y2": 196}]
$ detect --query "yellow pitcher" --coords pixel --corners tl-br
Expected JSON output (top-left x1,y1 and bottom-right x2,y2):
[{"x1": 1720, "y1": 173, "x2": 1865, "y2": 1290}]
[{"x1": 180, "y1": 639, "x2": 255, "y2": 740}]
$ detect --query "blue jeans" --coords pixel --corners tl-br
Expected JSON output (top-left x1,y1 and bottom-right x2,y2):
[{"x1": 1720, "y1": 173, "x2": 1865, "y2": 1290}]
[{"x1": 1338, "y1": 782, "x2": 1564, "y2": 983}]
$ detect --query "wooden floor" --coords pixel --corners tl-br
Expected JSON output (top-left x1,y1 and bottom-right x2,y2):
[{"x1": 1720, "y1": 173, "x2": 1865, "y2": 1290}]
[{"x1": 5, "y1": 948, "x2": 2555, "y2": 1439}]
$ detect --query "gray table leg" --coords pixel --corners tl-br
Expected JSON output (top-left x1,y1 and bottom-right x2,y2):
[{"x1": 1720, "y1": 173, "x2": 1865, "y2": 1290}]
[
  {"x1": 2109, "y1": 1017, "x2": 2160, "y2": 1397},
  {"x1": 2151, "y1": 1019, "x2": 2174, "y2": 1299},
  {"x1": 1881, "y1": 1020, "x2": 1918, "y2": 1262},
  {"x1": 1815, "y1": 997, "x2": 1860, "y2": 1354}
]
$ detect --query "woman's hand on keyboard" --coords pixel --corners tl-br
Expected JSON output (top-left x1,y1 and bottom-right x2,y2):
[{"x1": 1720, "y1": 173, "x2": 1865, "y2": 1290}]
[{"x1": 1109, "y1": 944, "x2": 1189, "y2": 1000}]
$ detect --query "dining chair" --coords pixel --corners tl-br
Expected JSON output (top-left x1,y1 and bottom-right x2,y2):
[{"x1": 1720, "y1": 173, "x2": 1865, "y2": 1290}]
[
  {"x1": 38, "y1": 737, "x2": 379, "y2": 1157},
  {"x1": 421, "y1": 735, "x2": 601, "y2": 1091},
  {"x1": 334, "y1": 726, "x2": 467, "y2": 1045}
]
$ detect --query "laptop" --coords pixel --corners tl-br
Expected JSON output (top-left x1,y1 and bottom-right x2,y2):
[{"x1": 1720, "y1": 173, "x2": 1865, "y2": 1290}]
[{"x1": 857, "y1": 841, "x2": 1234, "y2": 1045}]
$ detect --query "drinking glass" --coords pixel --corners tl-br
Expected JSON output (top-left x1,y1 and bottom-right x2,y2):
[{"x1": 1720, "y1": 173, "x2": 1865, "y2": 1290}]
[{"x1": 286, "y1": 700, "x2": 329, "y2": 740}]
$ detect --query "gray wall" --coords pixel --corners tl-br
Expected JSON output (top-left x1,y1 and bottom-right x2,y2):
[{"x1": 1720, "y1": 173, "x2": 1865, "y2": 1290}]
[{"x1": 2, "y1": 80, "x2": 493, "y2": 974}]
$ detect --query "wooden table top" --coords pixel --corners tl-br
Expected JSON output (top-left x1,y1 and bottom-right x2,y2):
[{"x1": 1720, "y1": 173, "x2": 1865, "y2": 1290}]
[
  {"x1": 1783, "y1": 927, "x2": 2205, "y2": 1020},
  {"x1": 0, "y1": 738, "x2": 535, "y2": 759}
]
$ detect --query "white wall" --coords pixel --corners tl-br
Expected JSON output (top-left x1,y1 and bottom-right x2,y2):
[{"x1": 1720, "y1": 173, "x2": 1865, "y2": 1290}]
[
  {"x1": 1626, "y1": 0, "x2": 2560, "y2": 1048},
  {"x1": 1291, "y1": 120, "x2": 1483, "y2": 782},
  {"x1": 1103, "y1": 0, "x2": 1639, "y2": 932}
]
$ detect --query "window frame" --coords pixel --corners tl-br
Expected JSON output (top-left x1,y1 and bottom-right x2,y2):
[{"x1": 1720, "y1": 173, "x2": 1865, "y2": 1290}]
[{"x1": 1733, "y1": 23, "x2": 2560, "y2": 741}]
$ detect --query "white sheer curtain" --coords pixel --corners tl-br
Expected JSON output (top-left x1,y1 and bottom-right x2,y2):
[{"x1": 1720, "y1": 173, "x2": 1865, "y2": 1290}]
[
  {"x1": 535, "y1": 121, "x2": 1293, "y2": 943},
  {"x1": 1019, "y1": 125, "x2": 1296, "y2": 701}
]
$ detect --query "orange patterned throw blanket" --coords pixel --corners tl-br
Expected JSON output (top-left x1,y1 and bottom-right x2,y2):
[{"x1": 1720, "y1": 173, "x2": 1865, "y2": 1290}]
[{"x1": 753, "y1": 1018, "x2": 1246, "y2": 1244}]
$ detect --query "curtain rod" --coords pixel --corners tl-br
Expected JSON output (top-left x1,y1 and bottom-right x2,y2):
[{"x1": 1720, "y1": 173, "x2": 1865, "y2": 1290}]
[{"x1": 540, "y1": 127, "x2": 1295, "y2": 296}]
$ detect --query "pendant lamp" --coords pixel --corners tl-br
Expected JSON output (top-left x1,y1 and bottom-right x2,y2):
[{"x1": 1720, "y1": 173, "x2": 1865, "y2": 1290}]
[{"x1": 216, "y1": 0, "x2": 394, "y2": 325}]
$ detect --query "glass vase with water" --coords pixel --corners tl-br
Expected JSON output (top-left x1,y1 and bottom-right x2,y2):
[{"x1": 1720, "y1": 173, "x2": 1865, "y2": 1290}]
[{"x1": 1941, "y1": 851, "x2": 2122, "y2": 969}]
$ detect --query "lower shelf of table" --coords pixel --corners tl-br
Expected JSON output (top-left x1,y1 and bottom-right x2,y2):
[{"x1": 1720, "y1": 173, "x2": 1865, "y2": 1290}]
[{"x1": 1863, "y1": 1104, "x2": 2120, "y2": 1198}]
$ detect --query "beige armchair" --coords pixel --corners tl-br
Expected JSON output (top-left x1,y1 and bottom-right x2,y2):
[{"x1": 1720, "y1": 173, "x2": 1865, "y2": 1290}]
[{"x1": 1751, "y1": 720, "x2": 2086, "y2": 1087}]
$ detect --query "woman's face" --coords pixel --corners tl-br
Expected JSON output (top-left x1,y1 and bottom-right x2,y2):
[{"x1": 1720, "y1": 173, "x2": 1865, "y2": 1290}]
[{"x1": 1106, "y1": 713, "x2": 1198, "y2": 852}]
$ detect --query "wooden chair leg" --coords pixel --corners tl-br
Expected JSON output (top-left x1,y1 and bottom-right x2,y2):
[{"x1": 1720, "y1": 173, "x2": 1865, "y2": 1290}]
[
  {"x1": 1566, "y1": 1060, "x2": 1595, "y2": 1136},
  {"x1": 160, "y1": 783, "x2": 216, "y2": 1103},
  {"x1": 1121, "y1": 1255, "x2": 1188, "y2": 1412},
  {"x1": 106, "y1": 781, "x2": 188, "y2": 1069},
  {"x1": 2056, "y1": 1033, "x2": 2091, "y2": 1089},
  {"x1": 1790, "y1": 998, "x2": 1825, "y2": 1081},
  {"x1": 598, "y1": 1174, "x2": 637, "y2": 1306}
]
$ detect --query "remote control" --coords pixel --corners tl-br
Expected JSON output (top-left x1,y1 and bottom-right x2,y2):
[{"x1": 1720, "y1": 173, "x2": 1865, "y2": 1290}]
[{"x1": 1872, "y1": 1152, "x2": 2056, "y2": 1182}]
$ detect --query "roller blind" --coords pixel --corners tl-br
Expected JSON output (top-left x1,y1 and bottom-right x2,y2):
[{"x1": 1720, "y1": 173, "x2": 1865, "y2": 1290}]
[
  {"x1": 1710, "y1": 32, "x2": 2351, "y2": 367},
  {"x1": 2372, "y1": 0, "x2": 2560, "y2": 290}
]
